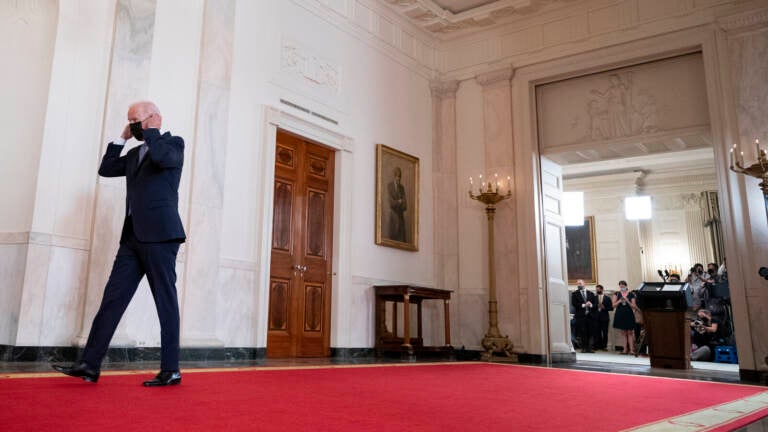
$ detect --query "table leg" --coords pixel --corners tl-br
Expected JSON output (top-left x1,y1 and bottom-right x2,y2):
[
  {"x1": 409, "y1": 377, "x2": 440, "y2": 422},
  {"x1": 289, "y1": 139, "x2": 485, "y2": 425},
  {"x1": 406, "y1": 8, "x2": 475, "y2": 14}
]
[
  {"x1": 392, "y1": 302, "x2": 398, "y2": 338},
  {"x1": 417, "y1": 301, "x2": 423, "y2": 345},
  {"x1": 402, "y1": 294, "x2": 411, "y2": 348},
  {"x1": 444, "y1": 299, "x2": 452, "y2": 347}
]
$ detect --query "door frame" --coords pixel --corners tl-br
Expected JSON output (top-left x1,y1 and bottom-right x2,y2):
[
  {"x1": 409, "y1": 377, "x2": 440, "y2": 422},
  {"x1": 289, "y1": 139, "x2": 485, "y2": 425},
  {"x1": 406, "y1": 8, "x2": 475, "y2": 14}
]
[
  {"x1": 511, "y1": 26, "x2": 749, "y2": 368},
  {"x1": 257, "y1": 105, "x2": 354, "y2": 351}
]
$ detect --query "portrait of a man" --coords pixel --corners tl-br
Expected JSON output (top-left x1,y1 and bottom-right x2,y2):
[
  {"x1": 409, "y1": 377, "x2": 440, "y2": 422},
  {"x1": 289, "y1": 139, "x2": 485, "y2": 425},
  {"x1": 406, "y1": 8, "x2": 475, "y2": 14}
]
[{"x1": 376, "y1": 144, "x2": 419, "y2": 251}]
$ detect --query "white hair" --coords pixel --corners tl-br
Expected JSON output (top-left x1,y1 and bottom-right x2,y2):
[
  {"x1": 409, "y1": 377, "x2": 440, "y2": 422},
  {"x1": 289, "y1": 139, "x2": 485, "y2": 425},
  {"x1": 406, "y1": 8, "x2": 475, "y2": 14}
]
[{"x1": 128, "y1": 101, "x2": 160, "y2": 115}]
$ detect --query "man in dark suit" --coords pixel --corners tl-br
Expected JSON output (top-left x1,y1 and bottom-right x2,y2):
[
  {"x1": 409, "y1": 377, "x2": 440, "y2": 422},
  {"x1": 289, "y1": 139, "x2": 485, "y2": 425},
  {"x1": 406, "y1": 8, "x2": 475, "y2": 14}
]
[
  {"x1": 53, "y1": 101, "x2": 186, "y2": 386},
  {"x1": 387, "y1": 166, "x2": 407, "y2": 242},
  {"x1": 594, "y1": 284, "x2": 613, "y2": 350},
  {"x1": 571, "y1": 279, "x2": 597, "y2": 353}
]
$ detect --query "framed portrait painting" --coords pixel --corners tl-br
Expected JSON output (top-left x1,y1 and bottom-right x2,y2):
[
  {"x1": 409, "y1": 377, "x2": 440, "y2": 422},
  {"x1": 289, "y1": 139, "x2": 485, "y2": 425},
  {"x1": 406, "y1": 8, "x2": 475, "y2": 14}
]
[
  {"x1": 565, "y1": 216, "x2": 598, "y2": 284},
  {"x1": 375, "y1": 144, "x2": 419, "y2": 251}
]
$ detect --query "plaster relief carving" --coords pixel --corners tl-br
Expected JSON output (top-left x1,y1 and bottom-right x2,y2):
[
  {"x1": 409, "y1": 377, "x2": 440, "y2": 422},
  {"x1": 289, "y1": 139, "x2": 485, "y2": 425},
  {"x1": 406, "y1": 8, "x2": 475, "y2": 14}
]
[
  {"x1": 537, "y1": 53, "x2": 710, "y2": 151},
  {"x1": 587, "y1": 72, "x2": 659, "y2": 140},
  {"x1": 281, "y1": 40, "x2": 340, "y2": 93}
]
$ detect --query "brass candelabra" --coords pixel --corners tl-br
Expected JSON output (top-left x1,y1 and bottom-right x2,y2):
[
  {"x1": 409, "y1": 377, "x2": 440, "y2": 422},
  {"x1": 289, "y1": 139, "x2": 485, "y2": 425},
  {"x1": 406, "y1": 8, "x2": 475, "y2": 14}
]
[
  {"x1": 469, "y1": 175, "x2": 515, "y2": 361},
  {"x1": 730, "y1": 139, "x2": 768, "y2": 219}
]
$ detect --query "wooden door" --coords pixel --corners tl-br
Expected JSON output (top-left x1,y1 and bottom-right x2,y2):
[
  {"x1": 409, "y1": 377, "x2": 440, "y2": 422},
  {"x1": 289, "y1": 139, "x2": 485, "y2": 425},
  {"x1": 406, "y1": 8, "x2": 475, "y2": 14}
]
[{"x1": 268, "y1": 131, "x2": 335, "y2": 358}]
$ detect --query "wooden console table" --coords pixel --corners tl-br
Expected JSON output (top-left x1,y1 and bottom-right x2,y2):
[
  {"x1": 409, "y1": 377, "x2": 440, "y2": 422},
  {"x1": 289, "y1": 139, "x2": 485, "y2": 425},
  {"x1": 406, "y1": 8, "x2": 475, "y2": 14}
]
[{"x1": 374, "y1": 285, "x2": 453, "y2": 358}]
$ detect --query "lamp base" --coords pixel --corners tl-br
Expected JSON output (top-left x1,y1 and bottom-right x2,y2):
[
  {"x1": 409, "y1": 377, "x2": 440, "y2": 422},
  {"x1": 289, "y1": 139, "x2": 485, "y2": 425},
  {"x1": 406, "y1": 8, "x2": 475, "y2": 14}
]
[{"x1": 480, "y1": 335, "x2": 515, "y2": 361}]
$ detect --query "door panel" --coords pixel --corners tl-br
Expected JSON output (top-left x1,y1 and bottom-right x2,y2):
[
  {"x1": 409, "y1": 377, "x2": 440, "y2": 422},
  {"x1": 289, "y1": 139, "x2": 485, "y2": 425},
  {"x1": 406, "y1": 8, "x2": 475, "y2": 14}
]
[
  {"x1": 268, "y1": 131, "x2": 334, "y2": 358},
  {"x1": 541, "y1": 157, "x2": 573, "y2": 354}
]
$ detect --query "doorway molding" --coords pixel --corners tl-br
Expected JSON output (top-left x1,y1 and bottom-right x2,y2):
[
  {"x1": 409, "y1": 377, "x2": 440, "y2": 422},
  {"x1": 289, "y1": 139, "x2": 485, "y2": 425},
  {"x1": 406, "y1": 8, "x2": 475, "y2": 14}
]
[
  {"x1": 510, "y1": 25, "x2": 750, "y2": 369},
  {"x1": 257, "y1": 105, "x2": 354, "y2": 350}
]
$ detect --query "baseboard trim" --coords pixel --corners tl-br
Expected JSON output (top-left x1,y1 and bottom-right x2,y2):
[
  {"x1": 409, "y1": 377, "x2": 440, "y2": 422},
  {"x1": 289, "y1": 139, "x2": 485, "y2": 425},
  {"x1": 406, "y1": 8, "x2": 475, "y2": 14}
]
[{"x1": 0, "y1": 345, "x2": 266, "y2": 363}]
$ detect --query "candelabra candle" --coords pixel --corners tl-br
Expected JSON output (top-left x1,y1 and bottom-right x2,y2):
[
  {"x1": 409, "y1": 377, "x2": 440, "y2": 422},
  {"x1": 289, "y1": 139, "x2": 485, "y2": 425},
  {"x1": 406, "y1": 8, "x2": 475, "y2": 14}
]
[{"x1": 730, "y1": 138, "x2": 768, "y2": 222}]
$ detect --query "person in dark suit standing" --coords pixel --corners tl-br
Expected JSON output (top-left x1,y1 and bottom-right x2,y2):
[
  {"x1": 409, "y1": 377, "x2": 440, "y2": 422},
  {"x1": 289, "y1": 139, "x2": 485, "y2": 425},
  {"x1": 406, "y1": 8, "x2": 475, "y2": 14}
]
[
  {"x1": 571, "y1": 279, "x2": 597, "y2": 353},
  {"x1": 594, "y1": 284, "x2": 613, "y2": 350},
  {"x1": 387, "y1": 166, "x2": 407, "y2": 242},
  {"x1": 53, "y1": 101, "x2": 186, "y2": 386}
]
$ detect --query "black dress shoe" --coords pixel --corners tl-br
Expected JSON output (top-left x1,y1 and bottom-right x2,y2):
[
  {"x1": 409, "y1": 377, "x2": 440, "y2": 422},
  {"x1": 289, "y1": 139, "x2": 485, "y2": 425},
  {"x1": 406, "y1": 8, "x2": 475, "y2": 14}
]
[
  {"x1": 143, "y1": 371, "x2": 181, "y2": 387},
  {"x1": 52, "y1": 362, "x2": 100, "y2": 383}
]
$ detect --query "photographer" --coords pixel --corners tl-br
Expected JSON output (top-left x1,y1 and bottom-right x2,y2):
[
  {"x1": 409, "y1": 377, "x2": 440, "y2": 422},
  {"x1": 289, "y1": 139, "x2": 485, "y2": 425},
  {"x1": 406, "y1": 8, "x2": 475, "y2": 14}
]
[
  {"x1": 691, "y1": 309, "x2": 719, "y2": 361},
  {"x1": 686, "y1": 263, "x2": 712, "y2": 311}
]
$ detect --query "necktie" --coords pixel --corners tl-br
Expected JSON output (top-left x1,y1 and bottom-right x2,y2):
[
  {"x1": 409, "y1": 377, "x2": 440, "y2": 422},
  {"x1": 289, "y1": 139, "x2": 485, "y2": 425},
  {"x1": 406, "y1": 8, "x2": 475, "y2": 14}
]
[
  {"x1": 129, "y1": 145, "x2": 148, "y2": 216},
  {"x1": 138, "y1": 144, "x2": 148, "y2": 166}
]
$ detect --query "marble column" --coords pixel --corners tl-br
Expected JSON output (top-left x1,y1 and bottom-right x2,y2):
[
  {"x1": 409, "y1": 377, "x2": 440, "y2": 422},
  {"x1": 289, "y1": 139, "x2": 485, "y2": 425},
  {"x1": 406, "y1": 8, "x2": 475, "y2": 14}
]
[
  {"x1": 430, "y1": 79, "x2": 460, "y2": 345},
  {"x1": 76, "y1": 0, "x2": 158, "y2": 348},
  {"x1": 719, "y1": 9, "x2": 768, "y2": 376},
  {"x1": 475, "y1": 66, "x2": 523, "y2": 350},
  {"x1": 180, "y1": 0, "x2": 236, "y2": 348},
  {"x1": 13, "y1": 0, "x2": 119, "y2": 347}
]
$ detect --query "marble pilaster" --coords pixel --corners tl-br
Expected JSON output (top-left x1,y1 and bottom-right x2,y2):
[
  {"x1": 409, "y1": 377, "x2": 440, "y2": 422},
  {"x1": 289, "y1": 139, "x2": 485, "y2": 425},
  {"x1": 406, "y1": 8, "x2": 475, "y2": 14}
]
[
  {"x1": 430, "y1": 79, "x2": 460, "y2": 347},
  {"x1": 76, "y1": 0, "x2": 158, "y2": 348},
  {"x1": 723, "y1": 14, "x2": 768, "y2": 373},
  {"x1": 181, "y1": 0, "x2": 236, "y2": 347},
  {"x1": 475, "y1": 66, "x2": 524, "y2": 350},
  {"x1": 0, "y1": 244, "x2": 27, "y2": 345}
]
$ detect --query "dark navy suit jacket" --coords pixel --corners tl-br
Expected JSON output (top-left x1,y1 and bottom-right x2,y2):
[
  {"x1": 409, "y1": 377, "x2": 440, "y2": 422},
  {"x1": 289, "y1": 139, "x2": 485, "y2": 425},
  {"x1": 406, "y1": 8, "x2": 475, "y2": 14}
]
[{"x1": 98, "y1": 128, "x2": 186, "y2": 243}]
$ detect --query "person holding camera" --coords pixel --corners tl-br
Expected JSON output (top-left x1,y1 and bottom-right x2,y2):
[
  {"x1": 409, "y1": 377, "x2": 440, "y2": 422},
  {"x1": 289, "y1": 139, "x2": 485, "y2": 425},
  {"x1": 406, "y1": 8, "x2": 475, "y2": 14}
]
[
  {"x1": 612, "y1": 280, "x2": 636, "y2": 355},
  {"x1": 686, "y1": 263, "x2": 713, "y2": 311},
  {"x1": 691, "y1": 308, "x2": 719, "y2": 361}
]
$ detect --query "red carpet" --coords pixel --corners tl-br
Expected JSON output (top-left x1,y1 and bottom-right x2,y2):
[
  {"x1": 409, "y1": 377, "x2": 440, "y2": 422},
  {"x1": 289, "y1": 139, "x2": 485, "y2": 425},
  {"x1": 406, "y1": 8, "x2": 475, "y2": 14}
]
[{"x1": 1, "y1": 363, "x2": 766, "y2": 431}]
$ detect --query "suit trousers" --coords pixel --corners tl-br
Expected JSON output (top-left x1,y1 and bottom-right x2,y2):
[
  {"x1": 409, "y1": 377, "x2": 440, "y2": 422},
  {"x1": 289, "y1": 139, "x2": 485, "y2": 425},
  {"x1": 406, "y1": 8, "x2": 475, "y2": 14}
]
[
  {"x1": 597, "y1": 319, "x2": 610, "y2": 349},
  {"x1": 81, "y1": 220, "x2": 180, "y2": 371}
]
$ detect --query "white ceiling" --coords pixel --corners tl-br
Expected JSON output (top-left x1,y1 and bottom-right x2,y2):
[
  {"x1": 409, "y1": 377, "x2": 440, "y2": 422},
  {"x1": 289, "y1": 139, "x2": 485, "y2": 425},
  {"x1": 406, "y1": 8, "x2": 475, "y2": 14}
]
[
  {"x1": 547, "y1": 131, "x2": 714, "y2": 168},
  {"x1": 560, "y1": 146, "x2": 715, "y2": 179}
]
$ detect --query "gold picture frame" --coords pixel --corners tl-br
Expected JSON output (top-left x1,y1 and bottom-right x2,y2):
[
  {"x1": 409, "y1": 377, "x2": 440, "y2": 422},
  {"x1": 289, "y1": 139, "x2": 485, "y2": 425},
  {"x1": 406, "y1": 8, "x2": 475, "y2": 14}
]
[
  {"x1": 375, "y1": 144, "x2": 419, "y2": 251},
  {"x1": 565, "y1": 216, "x2": 598, "y2": 284}
]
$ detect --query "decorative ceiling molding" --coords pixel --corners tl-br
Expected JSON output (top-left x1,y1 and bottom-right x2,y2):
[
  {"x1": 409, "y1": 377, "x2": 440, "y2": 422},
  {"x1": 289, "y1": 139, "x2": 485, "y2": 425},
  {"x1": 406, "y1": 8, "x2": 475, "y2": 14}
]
[
  {"x1": 717, "y1": 7, "x2": 768, "y2": 32},
  {"x1": 382, "y1": 0, "x2": 543, "y2": 35}
]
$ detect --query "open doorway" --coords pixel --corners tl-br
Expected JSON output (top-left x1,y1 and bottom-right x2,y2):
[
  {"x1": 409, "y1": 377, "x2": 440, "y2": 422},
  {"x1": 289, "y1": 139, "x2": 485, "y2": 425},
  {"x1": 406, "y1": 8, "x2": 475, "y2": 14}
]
[
  {"x1": 541, "y1": 144, "x2": 736, "y2": 373},
  {"x1": 534, "y1": 51, "x2": 738, "y2": 373}
]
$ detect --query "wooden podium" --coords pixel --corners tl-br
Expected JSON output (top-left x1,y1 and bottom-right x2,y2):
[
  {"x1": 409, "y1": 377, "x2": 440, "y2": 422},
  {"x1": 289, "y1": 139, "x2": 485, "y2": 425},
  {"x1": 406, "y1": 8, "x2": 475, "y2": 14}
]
[
  {"x1": 644, "y1": 310, "x2": 691, "y2": 369},
  {"x1": 636, "y1": 282, "x2": 692, "y2": 369}
]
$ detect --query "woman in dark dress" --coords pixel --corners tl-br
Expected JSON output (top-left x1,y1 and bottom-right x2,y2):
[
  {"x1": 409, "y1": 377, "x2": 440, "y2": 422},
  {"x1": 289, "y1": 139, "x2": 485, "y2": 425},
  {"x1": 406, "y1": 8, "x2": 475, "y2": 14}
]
[{"x1": 612, "y1": 280, "x2": 637, "y2": 355}]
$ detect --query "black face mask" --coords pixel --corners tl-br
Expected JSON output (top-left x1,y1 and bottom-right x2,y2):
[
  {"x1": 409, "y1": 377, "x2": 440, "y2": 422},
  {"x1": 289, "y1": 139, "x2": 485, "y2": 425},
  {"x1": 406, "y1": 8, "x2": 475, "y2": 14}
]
[{"x1": 130, "y1": 121, "x2": 144, "y2": 141}]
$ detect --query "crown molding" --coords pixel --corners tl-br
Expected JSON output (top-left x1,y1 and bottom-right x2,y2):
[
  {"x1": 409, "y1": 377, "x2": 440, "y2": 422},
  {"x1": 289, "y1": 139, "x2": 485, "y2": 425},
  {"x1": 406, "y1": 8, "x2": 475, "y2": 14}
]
[{"x1": 717, "y1": 7, "x2": 768, "y2": 33}]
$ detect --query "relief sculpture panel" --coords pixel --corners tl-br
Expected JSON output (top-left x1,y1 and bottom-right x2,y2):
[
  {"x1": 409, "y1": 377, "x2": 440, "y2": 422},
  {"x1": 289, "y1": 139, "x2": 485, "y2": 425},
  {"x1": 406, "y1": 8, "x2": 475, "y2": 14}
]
[{"x1": 536, "y1": 53, "x2": 709, "y2": 151}]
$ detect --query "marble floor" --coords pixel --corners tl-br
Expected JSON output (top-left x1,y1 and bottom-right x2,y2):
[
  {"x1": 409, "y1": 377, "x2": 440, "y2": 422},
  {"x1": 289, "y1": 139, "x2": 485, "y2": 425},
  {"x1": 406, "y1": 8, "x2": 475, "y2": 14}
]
[{"x1": 1, "y1": 355, "x2": 765, "y2": 430}]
